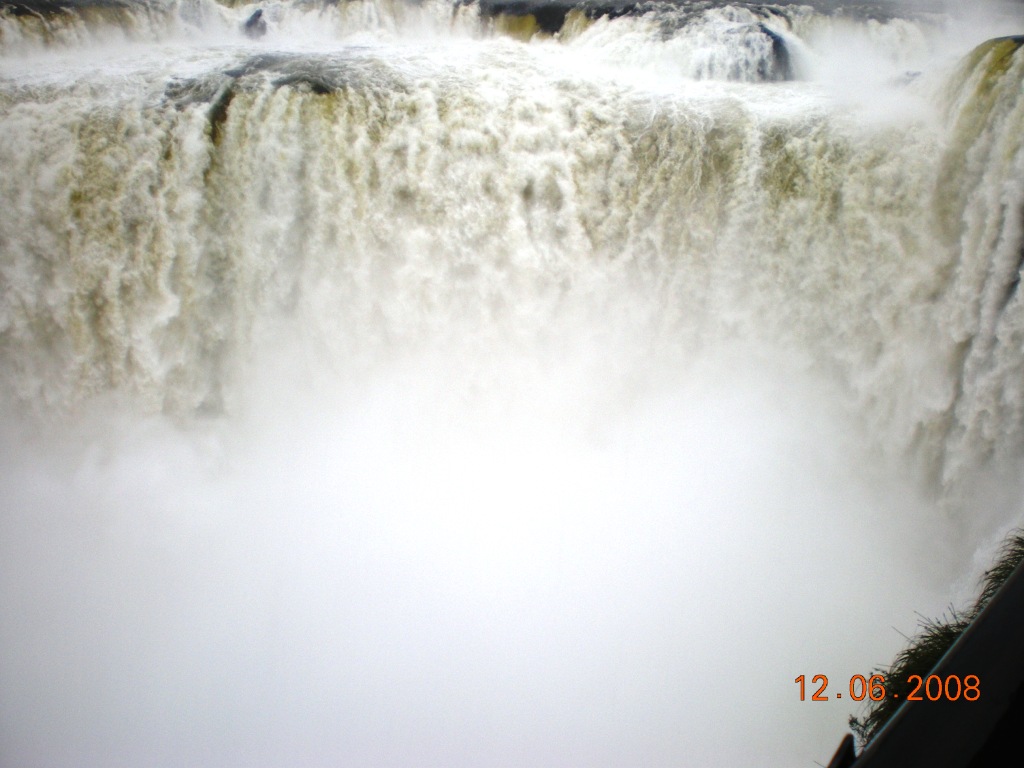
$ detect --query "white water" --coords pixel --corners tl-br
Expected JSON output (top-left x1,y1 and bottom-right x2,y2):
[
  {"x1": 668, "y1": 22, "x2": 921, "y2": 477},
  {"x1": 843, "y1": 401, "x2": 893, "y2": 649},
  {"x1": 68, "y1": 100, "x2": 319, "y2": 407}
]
[{"x1": 2, "y1": 1, "x2": 1024, "y2": 766}]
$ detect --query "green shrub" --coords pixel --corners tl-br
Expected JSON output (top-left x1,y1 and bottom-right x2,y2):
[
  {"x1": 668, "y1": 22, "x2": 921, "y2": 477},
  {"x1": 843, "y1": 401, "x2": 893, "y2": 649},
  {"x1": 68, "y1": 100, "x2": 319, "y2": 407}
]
[{"x1": 849, "y1": 529, "x2": 1024, "y2": 747}]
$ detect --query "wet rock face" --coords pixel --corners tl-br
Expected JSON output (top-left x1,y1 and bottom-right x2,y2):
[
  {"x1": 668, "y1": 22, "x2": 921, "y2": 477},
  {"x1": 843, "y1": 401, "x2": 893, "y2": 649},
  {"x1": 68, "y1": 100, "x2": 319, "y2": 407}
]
[
  {"x1": 472, "y1": 0, "x2": 948, "y2": 33},
  {"x1": 757, "y1": 23, "x2": 791, "y2": 81},
  {"x1": 478, "y1": 0, "x2": 635, "y2": 34},
  {"x1": 242, "y1": 8, "x2": 267, "y2": 39}
]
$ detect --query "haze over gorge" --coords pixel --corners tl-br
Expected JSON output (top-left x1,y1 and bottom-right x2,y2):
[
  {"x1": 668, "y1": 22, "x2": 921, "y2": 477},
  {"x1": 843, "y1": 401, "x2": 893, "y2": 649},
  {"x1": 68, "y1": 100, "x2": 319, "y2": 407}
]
[{"x1": 2, "y1": 0, "x2": 1024, "y2": 765}]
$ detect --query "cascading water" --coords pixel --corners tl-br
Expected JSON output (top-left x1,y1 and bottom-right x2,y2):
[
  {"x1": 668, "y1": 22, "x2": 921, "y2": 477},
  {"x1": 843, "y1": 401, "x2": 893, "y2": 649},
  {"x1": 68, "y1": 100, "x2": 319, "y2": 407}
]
[{"x1": 2, "y1": 1, "x2": 1024, "y2": 765}]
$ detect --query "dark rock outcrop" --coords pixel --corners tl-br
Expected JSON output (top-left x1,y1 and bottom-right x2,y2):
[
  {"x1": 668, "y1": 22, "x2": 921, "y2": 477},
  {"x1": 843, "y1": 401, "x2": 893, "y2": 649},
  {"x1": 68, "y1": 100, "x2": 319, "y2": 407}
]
[
  {"x1": 242, "y1": 8, "x2": 267, "y2": 39},
  {"x1": 757, "y1": 23, "x2": 792, "y2": 81},
  {"x1": 477, "y1": 0, "x2": 636, "y2": 35}
]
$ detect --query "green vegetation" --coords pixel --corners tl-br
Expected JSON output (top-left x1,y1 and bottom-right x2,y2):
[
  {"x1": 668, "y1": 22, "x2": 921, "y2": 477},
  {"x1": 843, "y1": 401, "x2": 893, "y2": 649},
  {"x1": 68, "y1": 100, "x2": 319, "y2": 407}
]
[{"x1": 849, "y1": 529, "x2": 1024, "y2": 747}]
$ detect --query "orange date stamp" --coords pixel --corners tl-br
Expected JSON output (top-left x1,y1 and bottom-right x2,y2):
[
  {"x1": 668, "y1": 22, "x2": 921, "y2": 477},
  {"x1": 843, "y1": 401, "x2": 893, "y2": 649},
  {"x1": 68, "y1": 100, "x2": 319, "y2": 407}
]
[{"x1": 795, "y1": 674, "x2": 980, "y2": 702}]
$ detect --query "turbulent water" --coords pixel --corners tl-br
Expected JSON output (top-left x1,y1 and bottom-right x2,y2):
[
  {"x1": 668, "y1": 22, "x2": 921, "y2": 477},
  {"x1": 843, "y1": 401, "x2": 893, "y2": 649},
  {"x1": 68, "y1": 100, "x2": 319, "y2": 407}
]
[{"x1": 3, "y1": 0, "x2": 1024, "y2": 766}]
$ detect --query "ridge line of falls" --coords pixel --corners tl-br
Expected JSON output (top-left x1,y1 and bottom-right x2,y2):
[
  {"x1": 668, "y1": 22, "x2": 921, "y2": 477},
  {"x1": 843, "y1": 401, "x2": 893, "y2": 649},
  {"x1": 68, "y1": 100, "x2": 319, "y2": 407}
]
[{"x1": 2, "y1": 2, "x2": 1024, "y2": 766}]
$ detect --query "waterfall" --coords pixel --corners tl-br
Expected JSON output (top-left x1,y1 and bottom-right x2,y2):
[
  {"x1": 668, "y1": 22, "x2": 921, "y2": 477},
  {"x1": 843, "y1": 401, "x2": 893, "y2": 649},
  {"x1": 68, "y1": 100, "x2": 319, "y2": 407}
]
[{"x1": 2, "y1": 1, "x2": 1024, "y2": 766}]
